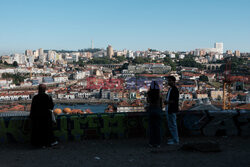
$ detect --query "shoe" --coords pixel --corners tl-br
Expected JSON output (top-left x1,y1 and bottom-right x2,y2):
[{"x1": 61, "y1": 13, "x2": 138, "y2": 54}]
[
  {"x1": 167, "y1": 139, "x2": 174, "y2": 142},
  {"x1": 51, "y1": 141, "x2": 59, "y2": 147},
  {"x1": 155, "y1": 145, "x2": 161, "y2": 148},
  {"x1": 167, "y1": 140, "x2": 179, "y2": 145}
]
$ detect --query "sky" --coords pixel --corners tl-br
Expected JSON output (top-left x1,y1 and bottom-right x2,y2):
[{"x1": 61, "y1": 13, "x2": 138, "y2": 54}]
[{"x1": 0, "y1": 0, "x2": 250, "y2": 54}]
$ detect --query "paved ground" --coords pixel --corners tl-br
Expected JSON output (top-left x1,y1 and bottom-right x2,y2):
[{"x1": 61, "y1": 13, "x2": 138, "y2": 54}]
[{"x1": 0, "y1": 136, "x2": 250, "y2": 167}]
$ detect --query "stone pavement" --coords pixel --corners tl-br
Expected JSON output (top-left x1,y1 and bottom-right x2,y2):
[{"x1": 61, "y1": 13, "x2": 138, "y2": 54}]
[{"x1": 0, "y1": 136, "x2": 250, "y2": 167}]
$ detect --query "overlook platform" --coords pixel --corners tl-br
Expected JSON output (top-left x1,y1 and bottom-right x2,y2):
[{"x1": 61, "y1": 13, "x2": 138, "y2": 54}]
[
  {"x1": 0, "y1": 136, "x2": 250, "y2": 167},
  {"x1": 0, "y1": 110, "x2": 250, "y2": 166}
]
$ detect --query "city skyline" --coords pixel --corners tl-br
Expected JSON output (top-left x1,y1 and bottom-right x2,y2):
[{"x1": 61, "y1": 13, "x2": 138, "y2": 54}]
[{"x1": 0, "y1": 0, "x2": 250, "y2": 54}]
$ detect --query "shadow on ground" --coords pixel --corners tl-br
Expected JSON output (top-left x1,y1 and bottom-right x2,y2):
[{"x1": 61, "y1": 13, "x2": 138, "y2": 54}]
[{"x1": 0, "y1": 136, "x2": 250, "y2": 167}]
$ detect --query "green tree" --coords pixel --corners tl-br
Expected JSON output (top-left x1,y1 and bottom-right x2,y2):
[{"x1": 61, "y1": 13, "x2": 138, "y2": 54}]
[
  {"x1": 4, "y1": 61, "x2": 8, "y2": 65},
  {"x1": 87, "y1": 57, "x2": 116, "y2": 64},
  {"x1": 163, "y1": 57, "x2": 176, "y2": 71},
  {"x1": 199, "y1": 75, "x2": 209, "y2": 82},
  {"x1": 217, "y1": 95, "x2": 222, "y2": 101},
  {"x1": 179, "y1": 57, "x2": 203, "y2": 69},
  {"x1": 132, "y1": 57, "x2": 151, "y2": 64},
  {"x1": 115, "y1": 56, "x2": 126, "y2": 63},
  {"x1": 13, "y1": 61, "x2": 18, "y2": 67}
]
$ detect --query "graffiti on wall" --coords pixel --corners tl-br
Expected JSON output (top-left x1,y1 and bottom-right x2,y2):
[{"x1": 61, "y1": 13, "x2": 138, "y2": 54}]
[
  {"x1": 180, "y1": 110, "x2": 250, "y2": 137},
  {"x1": 0, "y1": 110, "x2": 250, "y2": 143},
  {"x1": 0, "y1": 117, "x2": 30, "y2": 143}
]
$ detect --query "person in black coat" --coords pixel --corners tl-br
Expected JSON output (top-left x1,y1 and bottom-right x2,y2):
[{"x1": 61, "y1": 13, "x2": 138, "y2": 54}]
[
  {"x1": 147, "y1": 81, "x2": 163, "y2": 147},
  {"x1": 164, "y1": 76, "x2": 179, "y2": 145},
  {"x1": 30, "y1": 84, "x2": 57, "y2": 147}
]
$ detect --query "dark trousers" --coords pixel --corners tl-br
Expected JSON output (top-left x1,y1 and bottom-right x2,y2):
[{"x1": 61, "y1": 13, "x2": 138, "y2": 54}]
[
  {"x1": 31, "y1": 119, "x2": 55, "y2": 147},
  {"x1": 149, "y1": 107, "x2": 162, "y2": 146}
]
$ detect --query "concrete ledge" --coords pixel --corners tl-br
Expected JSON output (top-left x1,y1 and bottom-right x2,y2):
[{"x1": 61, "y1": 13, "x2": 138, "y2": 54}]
[{"x1": 0, "y1": 110, "x2": 250, "y2": 143}]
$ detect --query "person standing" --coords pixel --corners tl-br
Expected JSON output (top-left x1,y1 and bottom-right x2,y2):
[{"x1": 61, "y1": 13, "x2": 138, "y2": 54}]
[
  {"x1": 30, "y1": 84, "x2": 58, "y2": 147},
  {"x1": 147, "y1": 81, "x2": 163, "y2": 147},
  {"x1": 164, "y1": 76, "x2": 179, "y2": 145}
]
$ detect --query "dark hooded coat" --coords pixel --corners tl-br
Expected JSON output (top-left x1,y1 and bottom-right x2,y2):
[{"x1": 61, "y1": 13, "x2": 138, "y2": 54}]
[{"x1": 30, "y1": 93, "x2": 54, "y2": 146}]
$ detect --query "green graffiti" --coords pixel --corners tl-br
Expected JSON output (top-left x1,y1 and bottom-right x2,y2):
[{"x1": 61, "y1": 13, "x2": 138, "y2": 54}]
[
  {"x1": 54, "y1": 116, "x2": 68, "y2": 141},
  {"x1": 79, "y1": 114, "x2": 99, "y2": 128},
  {"x1": 100, "y1": 114, "x2": 126, "y2": 139},
  {"x1": 142, "y1": 116, "x2": 149, "y2": 129},
  {"x1": 0, "y1": 117, "x2": 28, "y2": 143},
  {"x1": 70, "y1": 116, "x2": 84, "y2": 141}
]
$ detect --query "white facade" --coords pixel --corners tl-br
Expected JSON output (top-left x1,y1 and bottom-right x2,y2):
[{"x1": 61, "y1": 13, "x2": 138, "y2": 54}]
[
  {"x1": 179, "y1": 54, "x2": 185, "y2": 59},
  {"x1": 53, "y1": 76, "x2": 68, "y2": 83},
  {"x1": 214, "y1": 42, "x2": 223, "y2": 54},
  {"x1": 170, "y1": 53, "x2": 175, "y2": 59}
]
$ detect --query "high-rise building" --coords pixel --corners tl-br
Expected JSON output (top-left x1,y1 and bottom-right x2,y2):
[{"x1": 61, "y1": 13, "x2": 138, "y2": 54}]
[
  {"x1": 226, "y1": 50, "x2": 233, "y2": 55},
  {"x1": 25, "y1": 49, "x2": 33, "y2": 56},
  {"x1": 34, "y1": 50, "x2": 39, "y2": 58},
  {"x1": 214, "y1": 42, "x2": 223, "y2": 54},
  {"x1": 107, "y1": 45, "x2": 114, "y2": 59},
  {"x1": 91, "y1": 40, "x2": 94, "y2": 49},
  {"x1": 235, "y1": 50, "x2": 240, "y2": 57},
  {"x1": 48, "y1": 50, "x2": 57, "y2": 62},
  {"x1": 38, "y1": 48, "x2": 44, "y2": 57}
]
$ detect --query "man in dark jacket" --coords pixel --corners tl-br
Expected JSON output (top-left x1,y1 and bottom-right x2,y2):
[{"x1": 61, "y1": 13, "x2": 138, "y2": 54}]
[
  {"x1": 164, "y1": 76, "x2": 179, "y2": 145},
  {"x1": 30, "y1": 84, "x2": 57, "y2": 147}
]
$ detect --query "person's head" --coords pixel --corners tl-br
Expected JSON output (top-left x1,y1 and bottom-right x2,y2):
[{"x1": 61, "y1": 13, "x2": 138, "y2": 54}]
[
  {"x1": 148, "y1": 81, "x2": 160, "y2": 104},
  {"x1": 167, "y1": 76, "x2": 176, "y2": 87},
  {"x1": 38, "y1": 84, "x2": 46, "y2": 94},
  {"x1": 150, "y1": 80, "x2": 160, "y2": 90}
]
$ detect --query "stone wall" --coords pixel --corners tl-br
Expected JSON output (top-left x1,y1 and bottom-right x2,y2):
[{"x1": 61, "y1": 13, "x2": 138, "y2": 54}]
[{"x1": 0, "y1": 110, "x2": 250, "y2": 143}]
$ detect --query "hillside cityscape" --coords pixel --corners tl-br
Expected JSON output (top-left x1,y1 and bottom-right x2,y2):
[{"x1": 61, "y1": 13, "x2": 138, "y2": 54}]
[{"x1": 0, "y1": 42, "x2": 249, "y2": 114}]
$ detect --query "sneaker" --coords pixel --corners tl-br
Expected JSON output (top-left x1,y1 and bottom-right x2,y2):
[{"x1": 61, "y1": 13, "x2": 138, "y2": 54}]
[
  {"x1": 167, "y1": 139, "x2": 174, "y2": 142},
  {"x1": 167, "y1": 140, "x2": 179, "y2": 145},
  {"x1": 51, "y1": 141, "x2": 59, "y2": 147},
  {"x1": 155, "y1": 145, "x2": 161, "y2": 148}
]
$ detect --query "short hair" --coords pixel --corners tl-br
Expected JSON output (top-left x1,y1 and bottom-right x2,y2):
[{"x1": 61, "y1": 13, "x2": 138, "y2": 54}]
[
  {"x1": 38, "y1": 84, "x2": 46, "y2": 94},
  {"x1": 167, "y1": 76, "x2": 176, "y2": 82}
]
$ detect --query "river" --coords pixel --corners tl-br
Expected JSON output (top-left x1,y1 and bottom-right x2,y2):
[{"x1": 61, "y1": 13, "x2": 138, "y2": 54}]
[{"x1": 54, "y1": 104, "x2": 108, "y2": 113}]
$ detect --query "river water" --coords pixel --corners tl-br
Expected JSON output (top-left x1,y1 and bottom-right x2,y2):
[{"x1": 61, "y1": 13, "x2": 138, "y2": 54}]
[{"x1": 54, "y1": 104, "x2": 108, "y2": 113}]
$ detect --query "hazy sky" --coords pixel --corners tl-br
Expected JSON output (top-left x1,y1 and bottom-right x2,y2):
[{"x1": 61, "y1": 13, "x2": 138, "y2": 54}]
[{"x1": 0, "y1": 0, "x2": 250, "y2": 54}]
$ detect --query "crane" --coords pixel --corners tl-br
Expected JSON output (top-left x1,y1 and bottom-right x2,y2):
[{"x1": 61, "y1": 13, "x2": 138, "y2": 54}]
[
  {"x1": 223, "y1": 59, "x2": 232, "y2": 110},
  {"x1": 222, "y1": 58, "x2": 248, "y2": 110}
]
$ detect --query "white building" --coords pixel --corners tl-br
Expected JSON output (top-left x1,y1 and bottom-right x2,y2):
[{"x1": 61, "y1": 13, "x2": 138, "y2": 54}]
[
  {"x1": 127, "y1": 50, "x2": 134, "y2": 59},
  {"x1": 179, "y1": 54, "x2": 185, "y2": 59},
  {"x1": 53, "y1": 76, "x2": 68, "y2": 83},
  {"x1": 170, "y1": 53, "x2": 175, "y2": 59},
  {"x1": 214, "y1": 42, "x2": 223, "y2": 54},
  {"x1": 48, "y1": 50, "x2": 57, "y2": 62},
  {"x1": 195, "y1": 42, "x2": 224, "y2": 56}
]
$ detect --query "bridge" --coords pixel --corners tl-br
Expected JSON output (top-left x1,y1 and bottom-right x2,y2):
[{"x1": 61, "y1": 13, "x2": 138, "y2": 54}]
[{"x1": 204, "y1": 63, "x2": 222, "y2": 70}]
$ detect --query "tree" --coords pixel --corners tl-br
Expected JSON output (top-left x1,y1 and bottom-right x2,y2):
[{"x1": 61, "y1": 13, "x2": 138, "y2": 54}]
[
  {"x1": 115, "y1": 56, "x2": 126, "y2": 63},
  {"x1": 132, "y1": 57, "x2": 151, "y2": 64},
  {"x1": 199, "y1": 75, "x2": 208, "y2": 82},
  {"x1": 87, "y1": 57, "x2": 116, "y2": 64},
  {"x1": 4, "y1": 61, "x2": 8, "y2": 65},
  {"x1": 163, "y1": 57, "x2": 176, "y2": 71},
  {"x1": 178, "y1": 56, "x2": 203, "y2": 69},
  {"x1": 13, "y1": 61, "x2": 18, "y2": 67},
  {"x1": 217, "y1": 95, "x2": 222, "y2": 101}
]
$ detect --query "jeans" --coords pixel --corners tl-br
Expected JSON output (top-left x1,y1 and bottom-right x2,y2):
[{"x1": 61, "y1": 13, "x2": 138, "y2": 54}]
[{"x1": 166, "y1": 111, "x2": 179, "y2": 143}]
